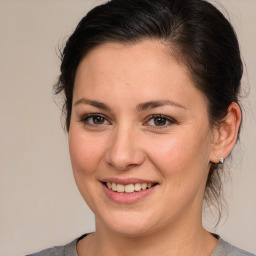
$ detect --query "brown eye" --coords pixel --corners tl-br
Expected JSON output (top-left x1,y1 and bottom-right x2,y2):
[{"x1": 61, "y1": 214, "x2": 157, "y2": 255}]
[
  {"x1": 154, "y1": 117, "x2": 167, "y2": 126},
  {"x1": 81, "y1": 114, "x2": 110, "y2": 126},
  {"x1": 144, "y1": 114, "x2": 175, "y2": 129},
  {"x1": 93, "y1": 116, "x2": 105, "y2": 124}
]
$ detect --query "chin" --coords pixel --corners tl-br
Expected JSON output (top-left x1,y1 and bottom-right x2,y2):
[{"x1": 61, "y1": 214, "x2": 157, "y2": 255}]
[
  {"x1": 98, "y1": 210, "x2": 158, "y2": 237},
  {"x1": 110, "y1": 223, "x2": 153, "y2": 237}
]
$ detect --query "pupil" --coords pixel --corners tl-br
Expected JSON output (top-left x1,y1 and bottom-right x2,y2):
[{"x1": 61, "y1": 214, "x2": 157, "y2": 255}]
[
  {"x1": 154, "y1": 117, "x2": 166, "y2": 126},
  {"x1": 93, "y1": 116, "x2": 104, "y2": 124}
]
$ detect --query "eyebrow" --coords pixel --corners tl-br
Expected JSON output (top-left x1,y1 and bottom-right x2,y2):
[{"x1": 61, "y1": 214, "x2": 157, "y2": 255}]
[
  {"x1": 136, "y1": 100, "x2": 187, "y2": 111},
  {"x1": 74, "y1": 98, "x2": 111, "y2": 111},
  {"x1": 74, "y1": 98, "x2": 186, "y2": 111}
]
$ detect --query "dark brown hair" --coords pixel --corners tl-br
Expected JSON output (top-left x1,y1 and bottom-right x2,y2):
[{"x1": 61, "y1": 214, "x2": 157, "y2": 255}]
[{"x1": 54, "y1": 0, "x2": 243, "y2": 215}]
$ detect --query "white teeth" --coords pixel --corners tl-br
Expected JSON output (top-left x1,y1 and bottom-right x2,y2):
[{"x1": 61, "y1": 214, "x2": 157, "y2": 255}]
[
  {"x1": 112, "y1": 183, "x2": 117, "y2": 191},
  {"x1": 125, "y1": 184, "x2": 135, "y2": 193},
  {"x1": 116, "y1": 184, "x2": 125, "y2": 192},
  {"x1": 142, "y1": 183, "x2": 147, "y2": 190},
  {"x1": 134, "y1": 183, "x2": 142, "y2": 191},
  {"x1": 106, "y1": 182, "x2": 154, "y2": 193}
]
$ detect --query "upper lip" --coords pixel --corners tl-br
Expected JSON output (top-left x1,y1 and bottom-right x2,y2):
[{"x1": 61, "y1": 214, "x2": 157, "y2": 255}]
[{"x1": 101, "y1": 177, "x2": 158, "y2": 185}]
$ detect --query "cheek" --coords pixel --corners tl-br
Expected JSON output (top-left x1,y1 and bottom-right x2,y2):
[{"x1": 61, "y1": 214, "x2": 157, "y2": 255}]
[
  {"x1": 68, "y1": 127, "x2": 107, "y2": 210},
  {"x1": 68, "y1": 128, "x2": 106, "y2": 176},
  {"x1": 146, "y1": 131, "x2": 211, "y2": 215},
  {"x1": 146, "y1": 129, "x2": 211, "y2": 183}
]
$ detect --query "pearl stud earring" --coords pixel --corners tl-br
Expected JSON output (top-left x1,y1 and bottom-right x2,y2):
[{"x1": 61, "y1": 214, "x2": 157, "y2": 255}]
[{"x1": 219, "y1": 157, "x2": 224, "y2": 164}]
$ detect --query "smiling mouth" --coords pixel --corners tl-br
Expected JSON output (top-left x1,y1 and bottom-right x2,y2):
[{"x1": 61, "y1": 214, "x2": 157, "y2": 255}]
[{"x1": 103, "y1": 182, "x2": 157, "y2": 193}]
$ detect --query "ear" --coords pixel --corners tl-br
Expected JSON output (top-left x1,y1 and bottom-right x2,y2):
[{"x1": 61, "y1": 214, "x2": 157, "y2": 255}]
[{"x1": 210, "y1": 102, "x2": 242, "y2": 164}]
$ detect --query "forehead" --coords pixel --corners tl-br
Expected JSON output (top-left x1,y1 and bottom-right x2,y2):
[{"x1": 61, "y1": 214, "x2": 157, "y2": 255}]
[
  {"x1": 84, "y1": 40, "x2": 171, "y2": 65},
  {"x1": 73, "y1": 40, "x2": 207, "y2": 110},
  {"x1": 75, "y1": 40, "x2": 189, "y2": 87}
]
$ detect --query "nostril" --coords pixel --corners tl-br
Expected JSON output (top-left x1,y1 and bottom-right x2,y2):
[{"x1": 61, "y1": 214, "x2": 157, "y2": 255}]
[{"x1": 104, "y1": 134, "x2": 146, "y2": 171}]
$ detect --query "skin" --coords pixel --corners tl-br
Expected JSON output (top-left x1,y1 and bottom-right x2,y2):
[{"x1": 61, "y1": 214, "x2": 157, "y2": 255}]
[{"x1": 68, "y1": 40, "x2": 241, "y2": 256}]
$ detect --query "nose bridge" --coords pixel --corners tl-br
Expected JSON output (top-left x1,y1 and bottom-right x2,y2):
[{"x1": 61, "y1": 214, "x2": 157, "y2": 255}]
[{"x1": 105, "y1": 122, "x2": 145, "y2": 170}]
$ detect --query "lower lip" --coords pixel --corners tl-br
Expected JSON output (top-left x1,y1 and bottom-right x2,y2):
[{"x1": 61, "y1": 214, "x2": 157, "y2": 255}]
[{"x1": 102, "y1": 183, "x2": 158, "y2": 204}]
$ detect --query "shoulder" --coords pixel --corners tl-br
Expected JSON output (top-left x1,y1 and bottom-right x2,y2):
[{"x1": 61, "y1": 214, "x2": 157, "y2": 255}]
[
  {"x1": 212, "y1": 237, "x2": 255, "y2": 256},
  {"x1": 226, "y1": 242, "x2": 255, "y2": 256},
  {"x1": 25, "y1": 234, "x2": 87, "y2": 256},
  {"x1": 26, "y1": 245, "x2": 66, "y2": 256}
]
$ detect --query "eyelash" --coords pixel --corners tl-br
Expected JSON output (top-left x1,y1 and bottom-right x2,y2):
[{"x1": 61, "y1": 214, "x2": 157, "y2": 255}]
[
  {"x1": 143, "y1": 114, "x2": 176, "y2": 129},
  {"x1": 80, "y1": 114, "x2": 111, "y2": 126},
  {"x1": 80, "y1": 114, "x2": 176, "y2": 129}
]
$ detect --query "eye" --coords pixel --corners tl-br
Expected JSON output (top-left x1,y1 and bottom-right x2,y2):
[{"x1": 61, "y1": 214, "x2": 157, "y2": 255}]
[
  {"x1": 81, "y1": 114, "x2": 110, "y2": 126},
  {"x1": 144, "y1": 115, "x2": 175, "y2": 128},
  {"x1": 152, "y1": 116, "x2": 168, "y2": 126}
]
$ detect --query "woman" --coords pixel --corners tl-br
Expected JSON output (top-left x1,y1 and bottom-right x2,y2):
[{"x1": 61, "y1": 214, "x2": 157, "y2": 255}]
[{"x1": 28, "y1": 0, "x2": 254, "y2": 255}]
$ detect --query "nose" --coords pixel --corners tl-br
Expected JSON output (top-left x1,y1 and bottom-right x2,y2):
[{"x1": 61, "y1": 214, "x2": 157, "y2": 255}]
[{"x1": 105, "y1": 125, "x2": 145, "y2": 171}]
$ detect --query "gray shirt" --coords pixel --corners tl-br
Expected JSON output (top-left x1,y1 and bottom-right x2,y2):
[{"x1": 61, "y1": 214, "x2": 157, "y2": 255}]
[{"x1": 26, "y1": 234, "x2": 255, "y2": 256}]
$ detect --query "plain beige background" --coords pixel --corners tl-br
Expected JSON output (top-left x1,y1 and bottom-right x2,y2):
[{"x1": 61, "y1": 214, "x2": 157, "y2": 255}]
[{"x1": 0, "y1": 1, "x2": 255, "y2": 255}]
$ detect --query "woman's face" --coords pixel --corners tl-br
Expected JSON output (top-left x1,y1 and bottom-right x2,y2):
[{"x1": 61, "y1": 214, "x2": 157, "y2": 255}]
[{"x1": 69, "y1": 40, "x2": 215, "y2": 236}]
